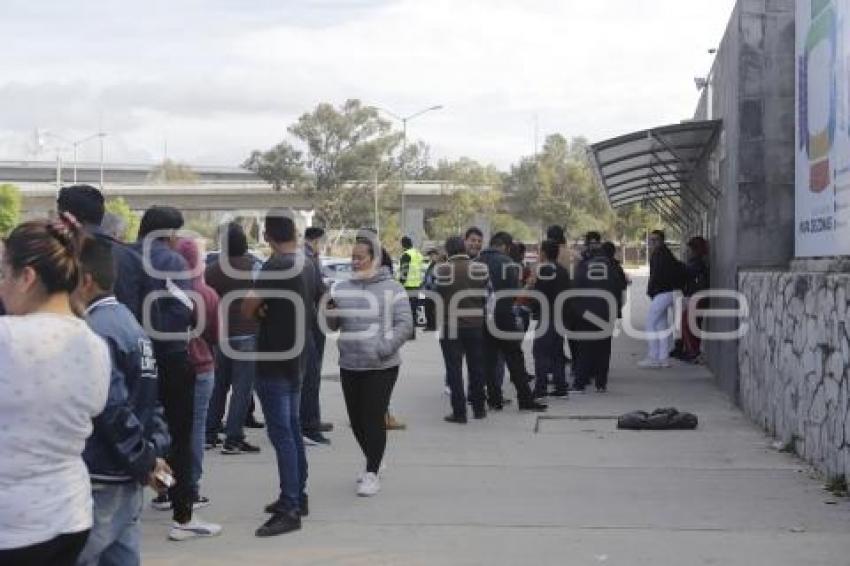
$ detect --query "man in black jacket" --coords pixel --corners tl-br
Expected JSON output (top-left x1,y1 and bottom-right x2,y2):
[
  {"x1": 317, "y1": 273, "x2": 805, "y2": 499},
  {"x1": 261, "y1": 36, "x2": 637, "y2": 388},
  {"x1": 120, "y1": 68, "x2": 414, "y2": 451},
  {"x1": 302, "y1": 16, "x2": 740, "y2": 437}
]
[
  {"x1": 56, "y1": 184, "x2": 150, "y2": 320},
  {"x1": 571, "y1": 233, "x2": 621, "y2": 392},
  {"x1": 476, "y1": 232, "x2": 546, "y2": 412},
  {"x1": 640, "y1": 229, "x2": 684, "y2": 369},
  {"x1": 72, "y1": 238, "x2": 174, "y2": 565},
  {"x1": 530, "y1": 239, "x2": 571, "y2": 398}
]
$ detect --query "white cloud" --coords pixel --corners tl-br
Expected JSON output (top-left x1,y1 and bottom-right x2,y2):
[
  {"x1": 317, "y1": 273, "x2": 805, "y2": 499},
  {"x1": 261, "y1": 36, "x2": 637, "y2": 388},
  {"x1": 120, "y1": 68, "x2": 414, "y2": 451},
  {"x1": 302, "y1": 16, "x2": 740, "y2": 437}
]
[{"x1": 0, "y1": 0, "x2": 736, "y2": 168}]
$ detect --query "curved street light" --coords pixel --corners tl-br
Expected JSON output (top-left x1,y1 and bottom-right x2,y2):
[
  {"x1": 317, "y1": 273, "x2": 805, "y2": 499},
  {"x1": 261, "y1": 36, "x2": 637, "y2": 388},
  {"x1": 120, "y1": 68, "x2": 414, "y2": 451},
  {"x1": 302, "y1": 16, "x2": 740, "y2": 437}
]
[{"x1": 376, "y1": 104, "x2": 444, "y2": 237}]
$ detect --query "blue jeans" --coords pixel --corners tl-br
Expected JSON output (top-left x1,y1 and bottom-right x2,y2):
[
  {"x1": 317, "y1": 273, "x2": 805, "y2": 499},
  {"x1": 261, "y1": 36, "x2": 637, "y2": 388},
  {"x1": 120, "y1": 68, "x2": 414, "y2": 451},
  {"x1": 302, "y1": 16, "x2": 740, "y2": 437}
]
[
  {"x1": 533, "y1": 325, "x2": 568, "y2": 395},
  {"x1": 207, "y1": 335, "x2": 257, "y2": 442},
  {"x1": 440, "y1": 326, "x2": 486, "y2": 416},
  {"x1": 76, "y1": 483, "x2": 143, "y2": 566},
  {"x1": 192, "y1": 370, "x2": 214, "y2": 497},
  {"x1": 255, "y1": 376, "x2": 308, "y2": 512}
]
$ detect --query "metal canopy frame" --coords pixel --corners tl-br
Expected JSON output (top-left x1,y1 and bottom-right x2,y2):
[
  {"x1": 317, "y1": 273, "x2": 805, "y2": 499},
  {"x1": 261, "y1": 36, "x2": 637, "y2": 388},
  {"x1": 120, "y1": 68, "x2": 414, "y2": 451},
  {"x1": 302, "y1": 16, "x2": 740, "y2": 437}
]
[{"x1": 587, "y1": 120, "x2": 721, "y2": 227}]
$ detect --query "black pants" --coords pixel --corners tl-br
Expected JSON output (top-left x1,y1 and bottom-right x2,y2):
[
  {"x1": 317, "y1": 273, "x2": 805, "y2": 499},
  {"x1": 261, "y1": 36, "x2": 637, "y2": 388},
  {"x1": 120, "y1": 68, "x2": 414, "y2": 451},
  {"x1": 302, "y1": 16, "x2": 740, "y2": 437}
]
[
  {"x1": 300, "y1": 327, "x2": 326, "y2": 433},
  {"x1": 482, "y1": 326, "x2": 533, "y2": 405},
  {"x1": 439, "y1": 327, "x2": 486, "y2": 416},
  {"x1": 0, "y1": 530, "x2": 89, "y2": 566},
  {"x1": 158, "y1": 350, "x2": 196, "y2": 524},
  {"x1": 340, "y1": 367, "x2": 399, "y2": 473},
  {"x1": 572, "y1": 337, "x2": 613, "y2": 390}
]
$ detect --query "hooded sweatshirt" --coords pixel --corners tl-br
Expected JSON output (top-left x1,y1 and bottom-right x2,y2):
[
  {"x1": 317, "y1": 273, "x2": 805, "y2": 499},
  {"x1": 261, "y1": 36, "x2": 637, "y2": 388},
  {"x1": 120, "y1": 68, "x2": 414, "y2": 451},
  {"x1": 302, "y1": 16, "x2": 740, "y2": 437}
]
[
  {"x1": 176, "y1": 238, "x2": 220, "y2": 375},
  {"x1": 329, "y1": 267, "x2": 413, "y2": 371}
]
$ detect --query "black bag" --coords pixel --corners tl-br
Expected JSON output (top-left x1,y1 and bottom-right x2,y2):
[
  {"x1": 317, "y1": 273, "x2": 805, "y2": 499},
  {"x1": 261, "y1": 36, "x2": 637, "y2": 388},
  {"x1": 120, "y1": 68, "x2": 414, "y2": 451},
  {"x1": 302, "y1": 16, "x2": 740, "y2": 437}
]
[{"x1": 617, "y1": 407, "x2": 698, "y2": 430}]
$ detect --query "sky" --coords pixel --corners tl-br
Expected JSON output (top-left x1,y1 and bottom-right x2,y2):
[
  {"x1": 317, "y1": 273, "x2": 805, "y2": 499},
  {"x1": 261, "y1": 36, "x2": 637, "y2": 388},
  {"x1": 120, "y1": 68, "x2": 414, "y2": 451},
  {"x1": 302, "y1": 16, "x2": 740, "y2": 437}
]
[{"x1": 0, "y1": 0, "x2": 737, "y2": 169}]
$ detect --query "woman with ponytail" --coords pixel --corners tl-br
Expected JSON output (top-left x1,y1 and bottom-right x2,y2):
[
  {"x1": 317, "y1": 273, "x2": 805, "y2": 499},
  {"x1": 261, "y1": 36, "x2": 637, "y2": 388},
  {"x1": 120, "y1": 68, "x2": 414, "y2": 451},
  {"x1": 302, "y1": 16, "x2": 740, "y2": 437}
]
[{"x1": 0, "y1": 214, "x2": 112, "y2": 565}]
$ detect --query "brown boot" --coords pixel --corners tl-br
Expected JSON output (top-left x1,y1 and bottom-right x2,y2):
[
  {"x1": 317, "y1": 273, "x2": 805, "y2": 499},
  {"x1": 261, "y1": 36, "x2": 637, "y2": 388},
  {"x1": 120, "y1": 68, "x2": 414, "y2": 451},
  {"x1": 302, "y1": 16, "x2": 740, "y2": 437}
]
[{"x1": 385, "y1": 413, "x2": 407, "y2": 431}]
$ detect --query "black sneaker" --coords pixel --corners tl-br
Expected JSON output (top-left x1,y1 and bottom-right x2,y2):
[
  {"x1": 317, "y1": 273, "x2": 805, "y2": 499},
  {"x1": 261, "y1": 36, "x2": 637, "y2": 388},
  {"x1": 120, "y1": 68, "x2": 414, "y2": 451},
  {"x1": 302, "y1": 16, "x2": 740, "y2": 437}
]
[
  {"x1": 255, "y1": 510, "x2": 301, "y2": 537},
  {"x1": 204, "y1": 435, "x2": 221, "y2": 450},
  {"x1": 303, "y1": 431, "x2": 331, "y2": 445},
  {"x1": 264, "y1": 498, "x2": 282, "y2": 514},
  {"x1": 319, "y1": 422, "x2": 334, "y2": 433},
  {"x1": 222, "y1": 439, "x2": 261, "y2": 454},
  {"x1": 533, "y1": 391, "x2": 548, "y2": 400},
  {"x1": 151, "y1": 493, "x2": 172, "y2": 511},
  {"x1": 549, "y1": 390, "x2": 569, "y2": 399},
  {"x1": 518, "y1": 400, "x2": 548, "y2": 412},
  {"x1": 193, "y1": 495, "x2": 210, "y2": 509},
  {"x1": 245, "y1": 416, "x2": 265, "y2": 429},
  {"x1": 444, "y1": 414, "x2": 468, "y2": 424}
]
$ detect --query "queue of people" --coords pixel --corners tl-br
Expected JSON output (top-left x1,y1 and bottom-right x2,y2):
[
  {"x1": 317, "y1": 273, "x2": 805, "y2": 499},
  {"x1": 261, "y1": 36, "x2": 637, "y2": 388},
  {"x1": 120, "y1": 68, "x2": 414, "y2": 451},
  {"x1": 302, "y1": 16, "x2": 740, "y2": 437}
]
[{"x1": 0, "y1": 183, "x2": 710, "y2": 564}]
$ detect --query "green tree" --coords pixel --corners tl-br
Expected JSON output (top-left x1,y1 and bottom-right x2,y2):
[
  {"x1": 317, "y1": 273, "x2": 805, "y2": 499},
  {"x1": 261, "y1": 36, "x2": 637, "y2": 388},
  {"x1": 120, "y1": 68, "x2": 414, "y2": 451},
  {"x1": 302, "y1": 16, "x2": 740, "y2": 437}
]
[
  {"x1": 104, "y1": 198, "x2": 140, "y2": 242},
  {"x1": 428, "y1": 186, "x2": 502, "y2": 240},
  {"x1": 245, "y1": 99, "x2": 403, "y2": 231},
  {"x1": 289, "y1": 99, "x2": 400, "y2": 193},
  {"x1": 0, "y1": 183, "x2": 21, "y2": 236},
  {"x1": 242, "y1": 142, "x2": 306, "y2": 191},
  {"x1": 148, "y1": 159, "x2": 199, "y2": 184},
  {"x1": 508, "y1": 134, "x2": 610, "y2": 240},
  {"x1": 432, "y1": 157, "x2": 504, "y2": 188}
]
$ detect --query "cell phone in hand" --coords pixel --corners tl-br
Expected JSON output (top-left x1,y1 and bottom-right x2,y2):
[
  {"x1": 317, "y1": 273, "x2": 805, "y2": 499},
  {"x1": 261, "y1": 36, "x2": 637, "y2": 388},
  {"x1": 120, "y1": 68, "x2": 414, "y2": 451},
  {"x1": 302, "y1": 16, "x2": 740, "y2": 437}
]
[{"x1": 155, "y1": 470, "x2": 176, "y2": 488}]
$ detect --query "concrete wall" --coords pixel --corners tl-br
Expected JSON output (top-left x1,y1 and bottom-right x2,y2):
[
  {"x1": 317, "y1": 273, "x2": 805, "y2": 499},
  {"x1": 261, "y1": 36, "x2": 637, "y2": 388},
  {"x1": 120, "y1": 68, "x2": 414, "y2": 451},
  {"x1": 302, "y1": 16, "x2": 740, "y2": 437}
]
[
  {"x1": 694, "y1": 0, "x2": 850, "y2": 479},
  {"x1": 694, "y1": 0, "x2": 796, "y2": 398},
  {"x1": 739, "y1": 269, "x2": 850, "y2": 477}
]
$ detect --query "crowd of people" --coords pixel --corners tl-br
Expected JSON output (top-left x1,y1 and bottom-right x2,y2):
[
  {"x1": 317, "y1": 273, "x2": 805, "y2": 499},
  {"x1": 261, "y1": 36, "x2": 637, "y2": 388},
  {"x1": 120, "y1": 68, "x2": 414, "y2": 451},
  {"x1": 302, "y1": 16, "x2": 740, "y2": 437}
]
[{"x1": 0, "y1": 183, "x2": 710, "y2": 565}]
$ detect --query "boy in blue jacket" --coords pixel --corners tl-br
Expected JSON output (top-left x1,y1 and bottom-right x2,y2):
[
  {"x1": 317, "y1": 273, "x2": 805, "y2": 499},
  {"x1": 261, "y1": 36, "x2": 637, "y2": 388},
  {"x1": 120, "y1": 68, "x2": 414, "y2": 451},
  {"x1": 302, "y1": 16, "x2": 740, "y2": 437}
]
[{"x1": 72, "y1": 238, "x2": 172, "y2": 566}]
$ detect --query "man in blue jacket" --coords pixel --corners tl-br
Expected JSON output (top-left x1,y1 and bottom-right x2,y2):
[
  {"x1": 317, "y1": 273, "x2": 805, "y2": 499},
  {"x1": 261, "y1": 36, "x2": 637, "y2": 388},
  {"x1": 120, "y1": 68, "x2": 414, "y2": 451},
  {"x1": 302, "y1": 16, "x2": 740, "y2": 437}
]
[{"x1": 72, "y1": 238, "x2": 172, "y2": 565}]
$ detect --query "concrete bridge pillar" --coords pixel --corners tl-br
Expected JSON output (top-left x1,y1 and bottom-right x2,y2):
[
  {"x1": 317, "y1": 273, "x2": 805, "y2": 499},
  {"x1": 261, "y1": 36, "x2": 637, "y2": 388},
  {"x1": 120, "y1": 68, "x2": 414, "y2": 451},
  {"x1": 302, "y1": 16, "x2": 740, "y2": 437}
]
[{"x1": 404, "y1": 207, "x2": 426, "y2": 247}]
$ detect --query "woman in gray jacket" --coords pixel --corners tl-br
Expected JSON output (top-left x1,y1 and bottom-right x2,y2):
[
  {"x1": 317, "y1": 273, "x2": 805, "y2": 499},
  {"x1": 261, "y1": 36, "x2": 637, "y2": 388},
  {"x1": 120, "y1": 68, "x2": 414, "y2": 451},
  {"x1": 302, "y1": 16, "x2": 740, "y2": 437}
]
[{"x1": 327, "y1": 235, "x2": 413, "y2": 497}]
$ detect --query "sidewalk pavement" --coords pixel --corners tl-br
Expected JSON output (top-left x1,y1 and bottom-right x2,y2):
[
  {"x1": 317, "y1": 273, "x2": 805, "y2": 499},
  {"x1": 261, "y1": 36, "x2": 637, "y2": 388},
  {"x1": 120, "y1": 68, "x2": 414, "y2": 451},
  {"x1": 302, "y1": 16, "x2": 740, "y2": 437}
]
[{"x1": 141, "y1": 282, "x2": 850, "y2": 565}]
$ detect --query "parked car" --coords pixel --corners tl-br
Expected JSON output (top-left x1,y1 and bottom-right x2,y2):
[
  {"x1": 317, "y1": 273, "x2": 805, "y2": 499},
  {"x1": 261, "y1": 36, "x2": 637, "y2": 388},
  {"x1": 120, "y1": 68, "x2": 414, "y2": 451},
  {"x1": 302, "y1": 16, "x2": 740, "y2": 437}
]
[{"x1": 320, "y1": 257, "x2": 353, "y2": 289}]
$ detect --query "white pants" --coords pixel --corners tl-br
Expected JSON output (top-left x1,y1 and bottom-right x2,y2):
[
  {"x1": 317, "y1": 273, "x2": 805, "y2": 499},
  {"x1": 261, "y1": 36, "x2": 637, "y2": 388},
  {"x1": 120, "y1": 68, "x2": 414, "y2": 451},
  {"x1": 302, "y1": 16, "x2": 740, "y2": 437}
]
[{"x1": 646, "y1": 291, "x2": 677, "y2": 361}]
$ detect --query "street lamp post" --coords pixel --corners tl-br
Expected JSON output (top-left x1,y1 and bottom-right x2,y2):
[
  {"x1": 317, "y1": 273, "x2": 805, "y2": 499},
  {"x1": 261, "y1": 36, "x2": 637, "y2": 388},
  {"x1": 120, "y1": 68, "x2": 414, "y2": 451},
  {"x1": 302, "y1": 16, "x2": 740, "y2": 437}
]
[
  {"x1": 71, "y1": 133, "x2": 103, "y2": 184},
  {"x1": 42, "y1": 130, "x2": 107, "y2": 187},
  {"x1": 377, "y1": 104, "x2": 443, "y2": 237}
]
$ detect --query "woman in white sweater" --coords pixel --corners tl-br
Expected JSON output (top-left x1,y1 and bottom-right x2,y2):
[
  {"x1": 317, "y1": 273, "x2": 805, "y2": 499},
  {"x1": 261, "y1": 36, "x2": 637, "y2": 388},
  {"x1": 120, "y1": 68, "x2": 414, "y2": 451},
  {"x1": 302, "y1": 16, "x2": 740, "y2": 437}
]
[{"x1": 0, "y1": 215, "x2": 110, "y2": 565}]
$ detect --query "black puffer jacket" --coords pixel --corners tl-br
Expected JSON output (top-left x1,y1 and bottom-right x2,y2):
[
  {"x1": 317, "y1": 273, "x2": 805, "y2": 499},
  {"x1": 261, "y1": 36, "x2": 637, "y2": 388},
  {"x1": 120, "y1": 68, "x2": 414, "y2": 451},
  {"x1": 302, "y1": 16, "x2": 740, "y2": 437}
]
[
  {"x1": 571, "y1": 251, "x2": 622, "y2": 332},
  {"x1": 647, "y1": 244, "x2": 685, "y2": 298}
]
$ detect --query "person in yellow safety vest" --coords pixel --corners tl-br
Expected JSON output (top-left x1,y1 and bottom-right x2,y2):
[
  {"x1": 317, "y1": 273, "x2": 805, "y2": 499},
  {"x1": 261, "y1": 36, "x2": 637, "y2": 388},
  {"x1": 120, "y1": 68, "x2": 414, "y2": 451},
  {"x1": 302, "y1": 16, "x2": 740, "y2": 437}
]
[{"x1": 398, "y1": 236, "x2": 424, "y2": 289}]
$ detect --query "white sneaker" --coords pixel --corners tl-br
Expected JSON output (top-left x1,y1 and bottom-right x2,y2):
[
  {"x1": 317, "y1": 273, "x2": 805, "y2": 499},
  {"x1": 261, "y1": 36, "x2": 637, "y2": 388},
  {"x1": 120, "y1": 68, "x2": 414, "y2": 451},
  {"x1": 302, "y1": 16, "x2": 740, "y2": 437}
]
[
  {"x1": 168, "y1": 517, "x2": 222, "y2": 541},
  {"x1": 656, "y1": 359, "x2": 672, "y2": 368},
  {"x1": 302, "y1": 435, "x2": 319, "y2": 447},
  {"x1": 356, "y1": 462, "x2": 387, "y2": 484},
  {"x1": 357, "y1": 472, "x2": 381, "y2": 497},
  {"x1": 637, "y1": 359, "x2": 658, "y2": 368}
]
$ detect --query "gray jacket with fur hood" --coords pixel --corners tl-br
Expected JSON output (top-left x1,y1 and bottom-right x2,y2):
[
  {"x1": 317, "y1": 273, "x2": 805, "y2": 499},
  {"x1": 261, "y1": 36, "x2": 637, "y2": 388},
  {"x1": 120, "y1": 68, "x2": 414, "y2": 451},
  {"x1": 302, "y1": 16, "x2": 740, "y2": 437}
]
[{"x1": 328, "y1": 267, "x2": 413, "y2": 371}]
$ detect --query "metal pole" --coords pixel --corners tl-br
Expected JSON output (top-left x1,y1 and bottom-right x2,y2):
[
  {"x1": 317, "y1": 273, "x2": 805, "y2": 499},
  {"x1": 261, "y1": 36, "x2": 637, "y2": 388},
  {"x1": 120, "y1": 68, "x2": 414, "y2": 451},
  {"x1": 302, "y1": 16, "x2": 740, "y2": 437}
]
[
  {"x1": 73, "y1": 143, "x2": 78, "y2": 184},
  {"x1": 99, "y1": 133, "x2": 104, "y2": 189},
  {"x1": 374, "y1": 168, "x2": 380, "y2": 240},
  {"x1": 400, "y1": 118, "x2": 407, "y2": 236}
]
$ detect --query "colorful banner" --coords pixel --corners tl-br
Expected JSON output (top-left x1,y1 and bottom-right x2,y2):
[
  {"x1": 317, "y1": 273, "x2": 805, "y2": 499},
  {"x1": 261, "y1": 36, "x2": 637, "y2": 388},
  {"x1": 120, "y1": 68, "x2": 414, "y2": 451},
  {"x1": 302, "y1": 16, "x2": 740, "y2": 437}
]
[{"x1": 796, "y1": 0, "x2": 850, "y2": 257}]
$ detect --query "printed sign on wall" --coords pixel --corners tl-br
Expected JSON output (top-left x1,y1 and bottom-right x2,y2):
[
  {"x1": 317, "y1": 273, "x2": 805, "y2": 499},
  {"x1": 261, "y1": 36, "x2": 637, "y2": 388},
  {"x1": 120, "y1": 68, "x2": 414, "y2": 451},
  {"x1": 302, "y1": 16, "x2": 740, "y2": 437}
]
[{"x1": 796, "y1": 0, "x2": 850, "y2": 257}]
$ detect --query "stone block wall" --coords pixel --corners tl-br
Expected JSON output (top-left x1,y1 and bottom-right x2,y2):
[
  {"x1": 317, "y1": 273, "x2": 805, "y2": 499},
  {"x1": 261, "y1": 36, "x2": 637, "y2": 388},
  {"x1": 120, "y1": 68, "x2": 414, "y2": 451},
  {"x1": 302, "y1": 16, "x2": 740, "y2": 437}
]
[{"x1": 739, "y1": 270, "x2": 850, "y2": 478}]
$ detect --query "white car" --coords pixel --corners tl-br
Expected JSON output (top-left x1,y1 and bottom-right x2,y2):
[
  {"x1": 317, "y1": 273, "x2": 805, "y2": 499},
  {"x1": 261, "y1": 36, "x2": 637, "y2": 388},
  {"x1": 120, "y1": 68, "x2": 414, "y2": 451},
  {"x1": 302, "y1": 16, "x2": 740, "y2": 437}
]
[{"x1": 320, "y1": 257, "x2": 353, "y2": 289}]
